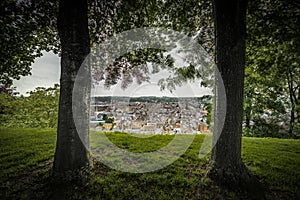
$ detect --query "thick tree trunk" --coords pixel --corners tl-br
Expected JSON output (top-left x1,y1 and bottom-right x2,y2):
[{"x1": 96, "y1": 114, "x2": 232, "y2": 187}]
[
  {"x1": 53, "y1": 0, "x2": 90, "y2": 174},
  {"x1": 211, "y1": 0, "x2": 247, "y2": 172},
  {"x1": 208, "y1": 0, "x2": 264, "y2": 196}
]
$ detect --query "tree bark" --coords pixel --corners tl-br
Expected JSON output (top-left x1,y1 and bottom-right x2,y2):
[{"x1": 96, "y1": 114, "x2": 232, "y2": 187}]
[
  {"x1": 211, "y1": 0, "x2": 247, "y2": 171},
  {"x1": 208, "y1": 0, "x2": 264, "y2": 196},
  {"x1": 53, "y1": 0, "x2": 90, "y2": 174}
]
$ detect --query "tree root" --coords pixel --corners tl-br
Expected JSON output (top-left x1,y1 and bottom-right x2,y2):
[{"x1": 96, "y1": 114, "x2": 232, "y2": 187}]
[{"x1": 206, "y1": 162, "x2": 267, "y2": 199}]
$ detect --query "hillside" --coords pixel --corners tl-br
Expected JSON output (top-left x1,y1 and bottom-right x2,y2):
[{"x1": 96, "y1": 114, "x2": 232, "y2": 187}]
[{"x1": 0, "y1": 128, "x2": 299, "y2": 199}]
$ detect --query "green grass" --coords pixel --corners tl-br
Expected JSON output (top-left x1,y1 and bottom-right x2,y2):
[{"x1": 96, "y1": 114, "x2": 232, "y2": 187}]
[
  {"x1": 0, "y1": 128, "x2": 299, "y2": 199},
  {"x1": 242, "y1": 137, "x2": 300, "y2": 199}
]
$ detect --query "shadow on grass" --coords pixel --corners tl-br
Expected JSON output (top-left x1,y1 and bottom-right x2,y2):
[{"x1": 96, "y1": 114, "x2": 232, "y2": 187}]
[{"x1": 0, "y1": 129, "x2": 299, "y2": 199}]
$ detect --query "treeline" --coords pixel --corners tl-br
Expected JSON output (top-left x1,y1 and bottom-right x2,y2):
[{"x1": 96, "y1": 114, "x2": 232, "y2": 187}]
[
  {"x1": 1, "y1": 83, "x2": 298, "y2": 138},
  {"x1": 0, "y1": 85, "x2": 59, "y2": 128},
  {"x1": 243, "y1": 0, "x2": 299, "y2": 139}
]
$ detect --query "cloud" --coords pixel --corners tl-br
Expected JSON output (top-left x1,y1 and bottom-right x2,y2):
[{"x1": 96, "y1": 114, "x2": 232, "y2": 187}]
[
  {"x1": 13, "y1": 51, "x2": 213, "y2": 97},
  {"x1": 92, "y1": 69, "x2": 212, "y2": 97},
  {"x1": 13, "y1": 51, "x2": 60, "y2": 95}
]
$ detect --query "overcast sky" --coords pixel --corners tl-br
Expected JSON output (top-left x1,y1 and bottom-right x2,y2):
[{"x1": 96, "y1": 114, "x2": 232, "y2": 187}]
[
  {"x1": 13, "y1": 51, "x2": 61, "y2": 95},
  {"x1": 92, "y1": 70, "x2": 212, "y2": 97},
  {"x1": 13, "y1": 51, "x2": 212, "y2": 97}
]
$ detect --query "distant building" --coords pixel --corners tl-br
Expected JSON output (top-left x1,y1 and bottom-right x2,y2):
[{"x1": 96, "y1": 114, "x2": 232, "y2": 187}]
[
  {"x1": 131, "y1": 121, "x2": 144, "y2": 129},
  {"x1": 141, "y1": 123, "x2": 157, "y2": 132},
  {"x1": 198, "y1": 120, "x2": 208, "y2": 133}
]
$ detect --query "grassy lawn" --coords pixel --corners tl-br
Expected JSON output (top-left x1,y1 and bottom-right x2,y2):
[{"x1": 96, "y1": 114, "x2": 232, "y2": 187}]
[{"x1": 0, "y1": 128, "x2": 299, "y2": 199}]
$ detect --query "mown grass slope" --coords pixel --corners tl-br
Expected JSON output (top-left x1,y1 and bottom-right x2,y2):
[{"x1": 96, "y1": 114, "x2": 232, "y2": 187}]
[{"x1": 0, "y1": 128, "x2": 299, "y2": 199}]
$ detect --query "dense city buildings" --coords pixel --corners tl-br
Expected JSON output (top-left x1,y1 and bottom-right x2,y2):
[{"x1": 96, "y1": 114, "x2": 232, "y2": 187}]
[{"x1": 90, "y1": 96, "x2": 211, "y2": 134}]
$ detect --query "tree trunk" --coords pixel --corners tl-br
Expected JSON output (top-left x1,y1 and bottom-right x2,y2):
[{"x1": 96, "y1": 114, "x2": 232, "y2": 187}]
[
  {"x1": 53, "y1": 0, "x2": 90, "y2": 174},
  {"x1": 211, "y1": 0, "x2": 246, "y2": 174},
  {"x1": 289, "y1": 99, "x2": 295, "y2": 135},
  {"x1": 208, "y1": 0, "x2": 264, "y2": 196},
  {"x1": 245, "y1": 102, "x2": 252, "y2": 130},
  {"x1": 286, "y1": 71, "x2": 298, "y2": 135},
  {"x1": 297, "y1": 87, "x2": 300, "y2": 125}
]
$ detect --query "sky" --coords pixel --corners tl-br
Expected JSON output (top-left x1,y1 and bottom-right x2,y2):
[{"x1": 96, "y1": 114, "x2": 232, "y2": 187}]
[
  {"x1": 13, "y1": 51, "x2": 212, "y2": 97},
  {"x1": 91, "y1": 69, "x2": 212, "y2": 97},
  {"x1": 14, "y1": 52, "x2": 61, "y2": 95}
]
